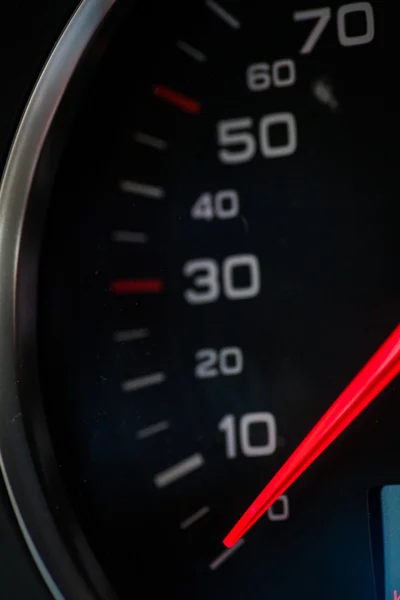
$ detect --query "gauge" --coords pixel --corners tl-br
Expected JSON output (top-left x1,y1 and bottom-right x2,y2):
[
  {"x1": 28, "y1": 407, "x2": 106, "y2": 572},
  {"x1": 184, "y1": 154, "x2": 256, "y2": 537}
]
[{"x1": 0, "y1": 1, "x2": 397, "y2": 599}]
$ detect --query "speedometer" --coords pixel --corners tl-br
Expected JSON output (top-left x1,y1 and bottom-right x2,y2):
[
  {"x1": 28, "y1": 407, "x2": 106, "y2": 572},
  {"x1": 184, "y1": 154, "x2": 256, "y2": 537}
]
[{"x1": 0, "y1": 1, "x2": 397, "y2": 599}]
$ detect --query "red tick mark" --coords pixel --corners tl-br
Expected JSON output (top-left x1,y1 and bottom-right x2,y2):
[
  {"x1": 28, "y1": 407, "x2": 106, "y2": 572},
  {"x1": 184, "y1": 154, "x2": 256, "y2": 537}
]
[
  {"x1": 153, "y1": 84, "x2": 201, "y2": 114},
  {"x1": 111, "y1": 279, "x2": 163, "y2": 294}
]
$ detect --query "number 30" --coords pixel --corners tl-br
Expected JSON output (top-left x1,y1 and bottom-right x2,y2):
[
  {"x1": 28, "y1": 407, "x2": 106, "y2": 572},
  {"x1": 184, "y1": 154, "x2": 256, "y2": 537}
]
[{"x1": 183, "y1": 254, "x2": 261, "y2": 305}]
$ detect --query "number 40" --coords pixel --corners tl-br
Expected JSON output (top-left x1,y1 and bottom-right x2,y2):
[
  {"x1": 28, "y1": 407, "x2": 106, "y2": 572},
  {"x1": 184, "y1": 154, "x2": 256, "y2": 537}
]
[{"x1": 191, "y1": 190, "x2": 239, "y2": 221}]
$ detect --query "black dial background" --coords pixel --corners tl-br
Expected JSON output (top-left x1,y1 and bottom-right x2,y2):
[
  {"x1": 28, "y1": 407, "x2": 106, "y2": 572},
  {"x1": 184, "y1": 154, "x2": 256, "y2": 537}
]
[{"x1": 38, "y1": 2, "x2": 396, "y2": 598}]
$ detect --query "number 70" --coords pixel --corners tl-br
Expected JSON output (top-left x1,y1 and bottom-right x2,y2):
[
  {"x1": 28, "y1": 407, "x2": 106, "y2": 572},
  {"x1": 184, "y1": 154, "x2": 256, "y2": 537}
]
[{"x1": 294, "y1": 2, "x2": 375, "y2": 55}]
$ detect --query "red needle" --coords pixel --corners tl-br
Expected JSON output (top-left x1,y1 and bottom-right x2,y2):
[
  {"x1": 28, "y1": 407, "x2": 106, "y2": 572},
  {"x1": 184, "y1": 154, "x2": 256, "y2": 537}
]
[{"x1": 223, "y1": 324, "x2": 400, "y2": 548}]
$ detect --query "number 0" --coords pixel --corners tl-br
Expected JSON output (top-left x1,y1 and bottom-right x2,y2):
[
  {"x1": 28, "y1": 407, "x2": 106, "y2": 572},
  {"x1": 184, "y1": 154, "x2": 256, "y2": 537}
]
[
  {"x1": 259, "y1": 113, "x2": 297, "y2": 159},
  {"x1": 223, "y1": 254, "x2": 261, "y2": 300},
  {"x1": 337, "y1": 2, "x2": 374, "y2": 47},
  {"x1": 240, "y1": 413, "x2": 277, "y2": 457},
  {"x1": 268, "y1": 495, "x2": 290, "y2": 521}
]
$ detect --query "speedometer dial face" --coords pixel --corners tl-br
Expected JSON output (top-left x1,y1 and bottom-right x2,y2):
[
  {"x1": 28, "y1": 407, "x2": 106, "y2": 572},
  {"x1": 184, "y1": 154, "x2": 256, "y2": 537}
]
[{"x1": 38, "y1": 1, "x2": 397, "y2": 598}]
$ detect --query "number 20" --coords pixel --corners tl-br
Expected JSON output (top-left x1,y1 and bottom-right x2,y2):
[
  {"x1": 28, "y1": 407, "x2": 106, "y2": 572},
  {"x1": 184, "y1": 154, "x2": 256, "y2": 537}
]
[{"x1": 195, "y1": 347, "x2": 243, "y2": 378}]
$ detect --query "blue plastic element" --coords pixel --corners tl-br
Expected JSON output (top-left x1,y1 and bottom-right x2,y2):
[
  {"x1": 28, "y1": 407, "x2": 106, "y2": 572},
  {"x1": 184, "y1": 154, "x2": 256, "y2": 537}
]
[{"x1": 381, "y1": 485, "x2": 400, "y2": 599}]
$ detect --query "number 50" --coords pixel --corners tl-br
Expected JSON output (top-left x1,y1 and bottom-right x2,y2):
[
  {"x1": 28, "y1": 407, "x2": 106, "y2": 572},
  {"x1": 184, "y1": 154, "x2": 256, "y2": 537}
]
[{"x1": 217, "y1": 113, "x2": 297, "y2": 165}]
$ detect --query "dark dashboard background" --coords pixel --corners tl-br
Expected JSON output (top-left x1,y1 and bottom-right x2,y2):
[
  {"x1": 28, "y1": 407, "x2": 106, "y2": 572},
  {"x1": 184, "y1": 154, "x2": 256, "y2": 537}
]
[
  {"x1": 0, "y1": 2, "x2": 396, "y2": 599},
  {"x1": 0, "y1": 2, "x2": 79, "y2": 598}
]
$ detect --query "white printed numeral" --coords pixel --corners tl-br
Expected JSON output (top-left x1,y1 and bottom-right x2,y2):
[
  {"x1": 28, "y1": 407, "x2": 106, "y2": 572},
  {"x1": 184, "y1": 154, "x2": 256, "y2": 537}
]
[
  {"x1": 293, "y1": 7, "x2": 332, "y2": 54},
  {"x1": 183, "y1": 254, "x2": 261, "y2": 305},
  {"x1": 247, "y1": 59, "x2": 296, "y2": 92},
  {"x1": 218, "y1": 118, "x2": 256, "y2": 164},
  {"x1": 183, "y1": 258, "x2": 219, "y2": 304},
  {"x1": 218, "y1": 413, "x2": 277, "y2": 459},
  {"x1": 195, "y1": 347, "x2": 243, "y2": 379},
  {"x1": 268, "y1": 495, "x2": 290, "y2": 521},
  {"x1": 294, "y1": 3, "x2": 374, "y2": 54},
  {"x1": 191, "y1": 190, "x2": 239, "y2": 221},
  {"x1": 217, "y1": 114, "x2": 297, "y2": 165},
  {"x1": 337, "y1": 3, "x2": 375, "y2": 47},
  {"x1": 259, "y1": 113, "x2": 297, "y2": 159}
]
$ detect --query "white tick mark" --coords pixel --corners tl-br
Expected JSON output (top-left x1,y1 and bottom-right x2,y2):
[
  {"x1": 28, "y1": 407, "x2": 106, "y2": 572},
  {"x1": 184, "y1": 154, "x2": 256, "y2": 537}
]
[
  {"x1": 119, "y1": 180, "x2": 165, "y2": 199},
  {"x1": 176, "y1": 40, "x2": 207, "y2": 62},
  {"x1": 136, "y1": 421, "x2": 170, "y2": 440},
  {"x1": 121, "y1": 372, "x2": 166, "y2": 392},
  {"x1": 209, "y1": 539, "x2": 245, "y2": 571},
  {"x1": 154, "y1": 453, "x2": 205, "y2": 488},
  {"x1": 112, "y1": 231, "x2": 149, "y2": 244},
  {"x1": 205, "y1": 1, "x2": 241, "y2": 29},
  {"x1": 180, "y1": 506, "x2": 210, "y2": 529},
  {"x1": 133, "y1": 131, "x2": 168, "y2": 151},
  {"x1": 113, "y1": 329, "x2": 150, "y2": 343}
]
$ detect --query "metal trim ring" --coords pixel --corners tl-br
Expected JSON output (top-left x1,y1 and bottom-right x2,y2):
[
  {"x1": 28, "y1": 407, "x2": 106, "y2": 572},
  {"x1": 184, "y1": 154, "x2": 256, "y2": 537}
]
[{"x1": 0, "y1": 1, "x2": 116, "y2": 598}]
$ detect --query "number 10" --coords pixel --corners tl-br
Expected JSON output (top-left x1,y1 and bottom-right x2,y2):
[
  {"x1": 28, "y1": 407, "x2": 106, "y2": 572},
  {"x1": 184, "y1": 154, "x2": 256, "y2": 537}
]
[{"x1": 218, "y1": 413, "x2": 277, "y2": 459}]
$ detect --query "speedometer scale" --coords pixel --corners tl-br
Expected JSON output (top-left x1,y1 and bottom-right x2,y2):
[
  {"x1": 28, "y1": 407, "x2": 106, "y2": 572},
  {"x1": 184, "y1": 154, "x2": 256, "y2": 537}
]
[{"x1": 38, "y1": 2, "x2": 397, "y2": 598}]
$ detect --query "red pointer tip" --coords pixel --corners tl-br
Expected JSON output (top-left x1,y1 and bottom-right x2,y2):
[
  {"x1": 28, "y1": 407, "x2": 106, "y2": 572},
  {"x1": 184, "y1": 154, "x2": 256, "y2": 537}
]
[{"x1": 223, "y1": 324, "x2": 400, "y2": 548}]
